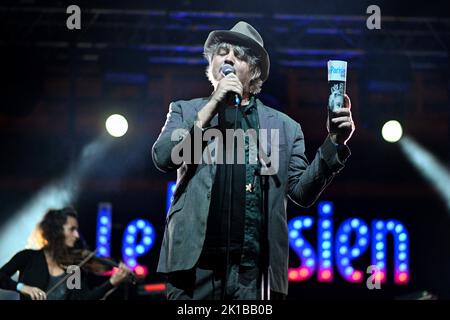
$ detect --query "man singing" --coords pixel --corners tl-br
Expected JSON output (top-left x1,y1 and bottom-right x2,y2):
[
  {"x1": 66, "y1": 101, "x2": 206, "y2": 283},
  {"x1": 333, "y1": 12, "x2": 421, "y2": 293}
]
[{"x1": 152, "y1": 21, "x2": 355, "y2": 300}]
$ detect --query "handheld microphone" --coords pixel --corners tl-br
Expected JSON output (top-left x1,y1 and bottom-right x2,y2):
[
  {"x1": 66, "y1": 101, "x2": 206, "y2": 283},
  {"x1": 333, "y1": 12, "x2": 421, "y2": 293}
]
[{"x1": 221, "y1": 63, "x2": 241, "y2": 106}]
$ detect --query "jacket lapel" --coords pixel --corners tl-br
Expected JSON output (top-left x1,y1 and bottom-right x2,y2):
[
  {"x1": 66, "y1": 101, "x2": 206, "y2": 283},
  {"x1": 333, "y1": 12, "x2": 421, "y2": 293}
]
[{"x1": 256, "y1": 99, "x2": 276, "y2": 157}]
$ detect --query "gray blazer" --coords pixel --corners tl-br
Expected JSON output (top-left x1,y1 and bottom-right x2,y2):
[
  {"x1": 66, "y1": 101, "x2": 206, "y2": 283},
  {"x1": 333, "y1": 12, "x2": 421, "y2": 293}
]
[{"x1": 152, "y1": 97, "x2": 350, "y2": 295}]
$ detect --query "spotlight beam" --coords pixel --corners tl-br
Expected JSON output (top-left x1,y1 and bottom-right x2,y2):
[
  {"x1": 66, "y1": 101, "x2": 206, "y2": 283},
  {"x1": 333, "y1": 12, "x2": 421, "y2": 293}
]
[
  {"x1": 0, "y1": 137, "x2": 114, "y2": 299},
  {"x1": 399, "y1": 136, "x2": 450, "y2": 212}
]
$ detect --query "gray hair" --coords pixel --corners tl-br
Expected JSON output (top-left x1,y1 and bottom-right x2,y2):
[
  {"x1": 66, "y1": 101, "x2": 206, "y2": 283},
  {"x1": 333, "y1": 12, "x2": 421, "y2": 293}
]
[{"x1": 203, "y1": 42, "x2": 263, "y2": 95}]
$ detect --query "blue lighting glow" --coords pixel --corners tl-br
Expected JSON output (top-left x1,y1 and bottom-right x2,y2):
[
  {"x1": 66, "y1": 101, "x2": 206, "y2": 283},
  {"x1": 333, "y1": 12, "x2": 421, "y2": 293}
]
[
  {"x1": 359, "y1": 225, "x2": 368, "y2": 234},
  {"x1": 293, "y1": 220, "x2": 302, "y2": 229},
  {"x1": 371, "y1": 219, "x2": 410, "y2": 284},
  {"x1": 304, "y1": 218, "x2": 313, "y2": 228},
  {"x1": 96, "y1": 203, "x2": 112, "y2": 258},
  {"x1": 122, "y1": 219, "x2": 156, "y2": 270},
  {"x1": 321, "y1": 203, "x2": 332, "y2": 215},
  {"x1": 136, "y1": 245, "x2": 145, "y2": 254},
  {"x1": 341, "y1": 258, "x2": 349, "y2": 266},
  {"x1": 339, "y1": 234, "x2": 348, "y2": 243},
  {"x1": 322, "y1": 241, "x2": 331, "y2": 250},
  {"x1": 303, "y1": 248, "x2": 312, "y2": 257},
  {"x1": 343, "y1": 224, "x2": 351, "y2": 233},
  {"x1": 335, "y1": 218, "x2": 370, "y2": 283},
  {"x1": 376, "y1": 252, "x2": 384, "y2": 260},
  {"x1": 100, "y1": 217, "x2": 109, "y2": 225},
  {"x1": 287, "y1": 206, "x2": 410, "y2": 284},
  {"x1": 351, "y1": 248, "x2": 360, "y2": 257},
  {"x1": 288, "y1": 215, "x2": 316, "y2": 282},
  {"x1": 376, "y1": 221, "x2": 384, "y2": 230},
  {"x1": 351, "y1": 219, "x2": 360, "y2": 228},
  {"x1": 323, "y1": 231, "x2": 331, "y2": 239},
  {"x1": 137, "y1": 220, "x2": 145, "y2": 229},
  {"x1": 167, "y1": 182, "x2": 177, "y2": 214},
  {"x1": 322, "y1": 220, "x2": 331, "y2": 229},
  {"x1": 345, "y1": 267, "x2": 353, "y2": 275}
]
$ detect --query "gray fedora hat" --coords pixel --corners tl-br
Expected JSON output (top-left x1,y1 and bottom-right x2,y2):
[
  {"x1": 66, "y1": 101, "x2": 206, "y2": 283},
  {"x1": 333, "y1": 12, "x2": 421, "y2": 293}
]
[{"x1": 204, "y1": 21, "x2": 270, "y2": 81}]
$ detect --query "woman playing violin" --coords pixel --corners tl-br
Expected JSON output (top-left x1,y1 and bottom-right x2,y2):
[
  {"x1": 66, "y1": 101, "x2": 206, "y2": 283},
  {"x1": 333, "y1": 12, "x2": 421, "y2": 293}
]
[{"x1": 0, "y1": 207, "x2": 132, "y2": 300}]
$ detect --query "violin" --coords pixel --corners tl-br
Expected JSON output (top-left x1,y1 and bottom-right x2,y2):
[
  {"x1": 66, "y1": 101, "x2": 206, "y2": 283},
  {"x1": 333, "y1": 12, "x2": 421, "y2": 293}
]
[{"x1": 45, "y1": 249, "x2": 137, "y2": 297}]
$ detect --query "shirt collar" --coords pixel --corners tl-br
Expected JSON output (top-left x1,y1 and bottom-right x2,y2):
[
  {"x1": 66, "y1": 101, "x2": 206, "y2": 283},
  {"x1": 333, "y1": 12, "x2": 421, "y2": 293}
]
[{"x1": 242, "y1": 95, "x2": 257, "y2": 114}]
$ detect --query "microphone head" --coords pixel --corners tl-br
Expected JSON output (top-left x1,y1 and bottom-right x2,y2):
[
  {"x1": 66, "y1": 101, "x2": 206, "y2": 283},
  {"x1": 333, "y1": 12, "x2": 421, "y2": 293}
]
[{"x1": 221, "y1": 63, "x2": 235, "y2": 76}]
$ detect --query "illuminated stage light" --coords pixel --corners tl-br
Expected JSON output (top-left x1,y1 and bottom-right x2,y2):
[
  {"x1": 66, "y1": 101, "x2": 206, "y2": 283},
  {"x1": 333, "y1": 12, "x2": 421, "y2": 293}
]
[
  {"x1": 288, "y1": 216, "x2": 316, "y2": 282},
  {"x1": 371, "y1": 220, "x2": 409, "y2": 284},
  {"x1": 134, "y1": 265, "x2": 147, "y2": 277},
  {"x1": 304, "y1": 218, "x2": 313, "y2": 228},
  {"x1": 143, "y1": 283, "x2": 166, "y2": 292},
  {"x1": 293, "y1": 220, "x2": 302, "y2": 229},
  {"x1": 397, "y1": 272, "x2": 409, "y2": 284},
  {"x1": 122, "y1": 219, "x2": 156, "y2": 270},
  {"x1": 96, "y1": 203, "x2": 112, "y2": 257},
  {"x1": 105, "y1": 114, "x2": 128, "y2": 137},
  {"x1": 351, "y1": 271, "x2": 362, "y2": 282},
  {"x1": 295, "y1": 238, "x2": 304, "y2": 248},
  {"x1": 320, "y1": 270, "x2": 332, "y2": 281},
  {"x1": 375, "y1": 271, "x2": 385, "y2": 282},
  {"x1": 382, "y1": 120, "x2": 403, "y2": 143},
  {"x1": 288, "y1": 270, "x2": 299, "y2": 281},
  {"x1": 299, "y1": 268, "x2": 310, "y2": 279}
]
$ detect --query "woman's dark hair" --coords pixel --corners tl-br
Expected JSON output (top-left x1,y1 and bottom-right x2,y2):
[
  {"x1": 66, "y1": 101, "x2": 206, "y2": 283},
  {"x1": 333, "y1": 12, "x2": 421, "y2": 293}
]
[{"x1": 38, "y1": 207, "x2": 78, "y2": 266}]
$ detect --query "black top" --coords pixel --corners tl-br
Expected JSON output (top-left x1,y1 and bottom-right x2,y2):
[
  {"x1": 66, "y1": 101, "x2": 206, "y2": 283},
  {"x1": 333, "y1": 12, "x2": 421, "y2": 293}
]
[
  {"x1": 0, "y1": 249, "x2": 115, "y2": 300},
  {"x1": 46, "y1": 273, "x2": 68, "y2": 300},
  {"x1": 201, "y1": 100, "x2": 259, "y2": 266}
]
